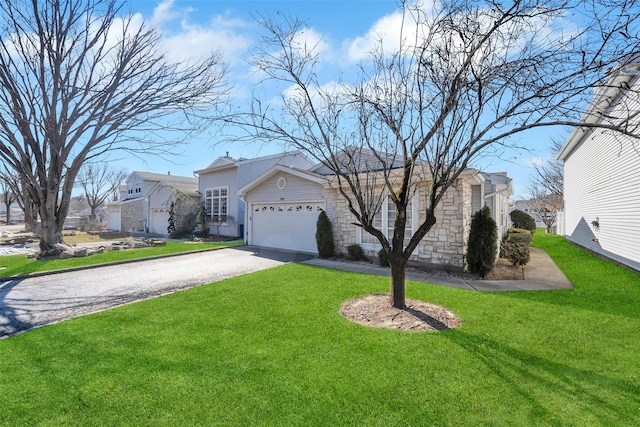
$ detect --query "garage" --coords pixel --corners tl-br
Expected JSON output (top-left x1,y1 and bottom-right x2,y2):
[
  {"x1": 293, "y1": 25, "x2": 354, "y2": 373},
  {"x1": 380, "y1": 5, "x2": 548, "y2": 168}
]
[
  {"x1": 107, "y1": 207, "x2": 121, "y2": 231},
  {"x1": 149, "y1": 207, "x2": 170, "y2": 234},
  {"x1": 250, "y1": 202, "x2": 325, "y2": 253}
]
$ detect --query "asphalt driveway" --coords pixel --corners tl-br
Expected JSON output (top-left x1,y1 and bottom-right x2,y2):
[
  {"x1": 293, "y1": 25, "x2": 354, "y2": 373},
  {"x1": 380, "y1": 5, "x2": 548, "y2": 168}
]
[{"x1": 0, "y1": 246, "x2": 313, "y2": 339}]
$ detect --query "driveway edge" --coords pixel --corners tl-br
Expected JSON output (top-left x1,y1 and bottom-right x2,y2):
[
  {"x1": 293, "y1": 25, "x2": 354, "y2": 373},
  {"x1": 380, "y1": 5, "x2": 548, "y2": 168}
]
[{"x1": 0, "y1": 245, "x2": 237, "y2": 283}]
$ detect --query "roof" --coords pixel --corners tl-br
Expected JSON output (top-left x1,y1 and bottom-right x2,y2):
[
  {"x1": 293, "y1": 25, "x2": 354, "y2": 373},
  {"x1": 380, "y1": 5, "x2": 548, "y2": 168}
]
[
  {"x1": 130, "y1": 171, "x2": 199, "y2": 197},
  {"x1": 557, "y1": 61, "x2": 640, "y2": 161},
  {"x1": 310, "y1": 147, "x2": 407, "y2": 175}
]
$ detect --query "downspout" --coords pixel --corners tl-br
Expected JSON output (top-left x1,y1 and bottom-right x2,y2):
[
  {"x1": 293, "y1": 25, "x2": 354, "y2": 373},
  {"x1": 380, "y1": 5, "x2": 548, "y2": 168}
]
[{"x1": 238, "y1": 195, "x2": 247, "y2": 243}]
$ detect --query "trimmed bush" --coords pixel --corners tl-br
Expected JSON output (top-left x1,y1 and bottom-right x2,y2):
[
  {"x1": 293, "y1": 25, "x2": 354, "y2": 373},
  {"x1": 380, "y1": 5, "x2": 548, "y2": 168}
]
[
  {"x1": 506, "y1": 228, "x2": 533, "y2": 244},
  {"x1": 347, "y1": 244, "x2": 366, "y2": 261},
  {"x1": 510, "y1": 209, "x2": 536, "y2": 233},
  {"x1": 502, "y1": 227, "x2": 532, "y2": 266},
  {"x1": 378, "y1": 248, "x2": 389, "y2": 266},
  {"x1": 466, "y1": 206, "x2": 498, "y2": 278},
  {"x1": 502, "y1": 241, "x2": 531, "y2": 266},
  {"x1": 315, "y1": 210, "x2": 335, "y2": 259}
]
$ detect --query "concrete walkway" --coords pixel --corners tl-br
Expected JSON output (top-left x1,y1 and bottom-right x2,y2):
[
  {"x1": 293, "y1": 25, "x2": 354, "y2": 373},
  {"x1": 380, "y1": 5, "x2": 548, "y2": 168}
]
[{"x1": 301, "y1": 247, "x2": 573, "y2": 292}]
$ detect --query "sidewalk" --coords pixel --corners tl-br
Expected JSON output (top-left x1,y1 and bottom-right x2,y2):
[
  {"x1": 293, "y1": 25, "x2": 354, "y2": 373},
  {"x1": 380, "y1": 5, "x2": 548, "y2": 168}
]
[{"x1": 301, "y1": 247, "x2": 573, "y2": 292}]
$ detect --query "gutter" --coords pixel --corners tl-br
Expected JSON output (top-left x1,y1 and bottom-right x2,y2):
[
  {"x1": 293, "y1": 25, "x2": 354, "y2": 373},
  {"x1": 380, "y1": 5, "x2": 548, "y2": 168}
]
[{"x1": 557, "y1": 64, "x2": 640, "y2": 161}]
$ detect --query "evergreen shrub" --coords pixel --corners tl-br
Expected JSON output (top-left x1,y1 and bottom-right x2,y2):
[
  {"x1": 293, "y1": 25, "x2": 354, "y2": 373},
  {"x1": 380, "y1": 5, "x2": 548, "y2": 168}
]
[
  {"x1": 510, "y1": 209, "x2": 536, "y2": 233},
  {"x1": 378, "y1": 248, "x2": 390, "y2": 266},
  {"x1": 466, "y1": 206, "x2": 498, "y2": 278},
  {"x1": 347, "y1": 244, "x2": 366, "y2": 261},
  {"x1": 315, "y1": 210, "x2": 335, "y2": 259}
]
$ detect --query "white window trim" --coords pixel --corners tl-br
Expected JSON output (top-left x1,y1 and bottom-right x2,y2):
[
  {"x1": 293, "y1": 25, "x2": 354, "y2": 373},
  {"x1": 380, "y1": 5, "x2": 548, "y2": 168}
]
[
  {"x1": 356, "y1": 195, "x2": 419, "y2": 254},
  {"x1": 205, "y1": 185, "x2": 230, "y2": 225}
]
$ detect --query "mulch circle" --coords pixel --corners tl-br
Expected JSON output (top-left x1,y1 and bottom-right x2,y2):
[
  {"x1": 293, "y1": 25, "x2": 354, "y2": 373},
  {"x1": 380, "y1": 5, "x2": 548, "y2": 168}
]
[{"x1": 339, "y1": 294, "x2": 462, "y2": 332}]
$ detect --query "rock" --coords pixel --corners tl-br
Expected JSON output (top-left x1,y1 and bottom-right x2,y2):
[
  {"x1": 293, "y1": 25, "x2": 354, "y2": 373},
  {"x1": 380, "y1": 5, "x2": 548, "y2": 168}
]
[
  {"x1": 73, "y1": 248, "x2": 89, "y2": 257},
  {"x1": 111, "y1": 245, "x2": 122, "y2": 251},
  {"x1": 58, "y1": 251, "x2": 74, "y2": 259},
  {"x1": 149, "y1": 239, "x2": 166, "y2": 246},
  {"x1": 26, "y1": 252, "x2": 37, "y2": 259}
]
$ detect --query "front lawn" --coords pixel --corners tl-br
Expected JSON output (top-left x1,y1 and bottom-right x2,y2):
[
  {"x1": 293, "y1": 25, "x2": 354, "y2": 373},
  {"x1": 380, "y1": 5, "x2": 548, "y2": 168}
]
[
  {"x1": 0, "y1": 241, "x2": 242, "y2": 278},
  {"x1": 0, "y1": 234, "x2": 638, "y2": 425}
]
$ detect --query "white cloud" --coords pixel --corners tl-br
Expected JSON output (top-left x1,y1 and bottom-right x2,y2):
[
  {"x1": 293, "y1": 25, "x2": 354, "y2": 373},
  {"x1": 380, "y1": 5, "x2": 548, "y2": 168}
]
[
  {"x1": 151, "y1": 0, "x2": 181, "y2": 28},
  {"x1": 145, "y1": 1, "x2": 251, "y2": 66}
]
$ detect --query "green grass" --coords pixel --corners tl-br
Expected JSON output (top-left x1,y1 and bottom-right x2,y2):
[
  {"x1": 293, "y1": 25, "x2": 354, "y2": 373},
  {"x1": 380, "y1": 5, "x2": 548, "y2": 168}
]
[
  {"x1": 0, "y1": 241, "x2": 242, "y2": 278},
  {"x1": 0, "y1": 234, "x2": 639, "y2": 425}
]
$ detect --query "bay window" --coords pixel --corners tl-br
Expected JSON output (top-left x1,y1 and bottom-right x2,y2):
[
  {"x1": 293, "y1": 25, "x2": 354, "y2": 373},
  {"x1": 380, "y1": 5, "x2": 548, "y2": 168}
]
[{"x1": 205, "y1": 186, "x2": 228, "y2": 223}]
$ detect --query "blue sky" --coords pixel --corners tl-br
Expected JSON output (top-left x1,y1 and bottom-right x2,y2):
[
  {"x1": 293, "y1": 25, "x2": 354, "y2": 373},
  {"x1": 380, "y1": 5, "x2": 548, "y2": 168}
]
[{"x1": 117, "y1": 0, "x2": 571, "y2": 199}]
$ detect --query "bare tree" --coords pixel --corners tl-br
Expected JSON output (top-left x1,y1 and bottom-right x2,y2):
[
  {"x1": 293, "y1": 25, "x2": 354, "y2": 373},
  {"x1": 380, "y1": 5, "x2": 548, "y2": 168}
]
[
  {"x1": 233, "y1": 1, "x2": 640, "y2": 308},
  {"x1": 76, "y1": 163, "x2": 127, "y2": 220},
  {"x1": 0, "y1": 0, "x2": 229, "y2": 254},
  {"x1": 527, "y1": 139, "x2": 565, "y2": 233},
  {"x1": 0, "y1": 168, "x2": 16, "y2": 224}
]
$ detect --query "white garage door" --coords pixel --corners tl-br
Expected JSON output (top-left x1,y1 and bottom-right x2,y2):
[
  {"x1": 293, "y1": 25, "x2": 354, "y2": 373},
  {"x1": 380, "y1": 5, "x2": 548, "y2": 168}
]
[
  {"x1": 150, "y1": 208, "x2": 170, "y2": 235},
  {"x1": 251, "y1": 202, "x2": 325, "y2": 253},
  {"x1": 107, "y1": 208, "x2": 121, "y2": 231}
]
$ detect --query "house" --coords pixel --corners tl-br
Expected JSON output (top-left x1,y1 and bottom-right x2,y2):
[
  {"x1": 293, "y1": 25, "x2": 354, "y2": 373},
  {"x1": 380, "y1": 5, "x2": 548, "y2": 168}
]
[
  {"x1": 194, "y1": 152, "x2": 315, "y2": 238},
  {"x1": 557, "y1": 62, "x2": 640, "y2": 272},
  {"x1": 106, "y1": 171, "x2": 199, "y2": 234},
  {"x1": 0, "y1": 203, "x2": 24, "y2": 223},
  {"x1": 232, "y1": 155, "x2": 513, "y2": 270}
]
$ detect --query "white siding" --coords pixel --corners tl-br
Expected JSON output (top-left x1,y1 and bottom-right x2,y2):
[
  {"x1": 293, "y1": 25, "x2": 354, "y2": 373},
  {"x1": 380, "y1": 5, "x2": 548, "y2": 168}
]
[
  {"x1": 245, "y1": 172, "x2": 334, "y2": 252},
  {"x1": 471, "y1": 185, "x2": 482, "y2": 214},
  {"x1": 563, "y1": 84, "x2": 640, "y2": 271},
  {"x1": 198, "y1": 167, "x2": 240, "y2": 237}
]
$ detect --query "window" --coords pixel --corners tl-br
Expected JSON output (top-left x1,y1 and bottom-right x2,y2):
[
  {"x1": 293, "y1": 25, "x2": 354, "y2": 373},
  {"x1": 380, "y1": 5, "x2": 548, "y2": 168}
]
[
  {"x1": 205, "y1": 187, "x2": 228, "y2": 223},
  {"x1": 358, "y1": 195, "x2": 416, "y2": 250},
  {"x1": 134, "y1": 182, "x2": 141, "y2": 193}
]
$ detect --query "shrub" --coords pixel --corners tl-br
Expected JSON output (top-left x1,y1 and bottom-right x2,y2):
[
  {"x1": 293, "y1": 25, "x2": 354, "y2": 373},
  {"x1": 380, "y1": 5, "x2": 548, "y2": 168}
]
[
  {"x1": 167, "y1": 202, "x2": 176, "y2": 235},
  {"x1": 502, "y1": 228, "x2": 532, "y2": 266},
  {"x1": 510, "y1": 209, "x2": 536, "y2": 233},
  {"x1": 347, "y1": 244, "x2": 366, "y2": 261},
  {"x1": 466, "y1": 206, "x2": 498, "y2": 278},
  {"x1": 503, "y1": 241, "x2": 531, "y2": 266},
  {"x1": 194, "y1": 204, "x2": 210, "y2": 238},
  {"x1": 315, "y1": 210, "x2": 335, "y2": 258},
  {"x1": 378, "y1": 248, "x2": 389, "y2": 266},
  {"x1": 506, "y1": 228, "x2": 533, "y2": 244}
]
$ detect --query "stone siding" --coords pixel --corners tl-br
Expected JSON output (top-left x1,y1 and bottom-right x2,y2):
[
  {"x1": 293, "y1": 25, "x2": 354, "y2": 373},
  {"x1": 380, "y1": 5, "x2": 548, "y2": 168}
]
[
  {"x1": 330, "y1": 177, "x2": 474, "y2": 270},
  {"x1": 121, "y1": 200, "x2": 144, "y2": 232}
]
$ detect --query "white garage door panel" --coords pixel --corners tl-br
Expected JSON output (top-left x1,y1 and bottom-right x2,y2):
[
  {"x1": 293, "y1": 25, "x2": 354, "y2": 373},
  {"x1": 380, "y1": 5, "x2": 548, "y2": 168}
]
[
  {"x1": 150, "y1": 208, "x2": 170, "y2": 235},
  {"x1": 251, "y1": 202, "x2": 324, "y2": 253}
]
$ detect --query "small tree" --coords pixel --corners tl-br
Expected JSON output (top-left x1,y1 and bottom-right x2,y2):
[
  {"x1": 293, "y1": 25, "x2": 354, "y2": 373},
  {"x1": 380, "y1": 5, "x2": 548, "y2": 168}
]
[
  {"x1": 510, "y1": 210, "x2": 537, "y2": 233},
  {"x1": 466, "y1": 206, "x2": 498, "y2": 278},
  {"x1": 195, "y1": 203, "x2": 210, "y2": 238},
  {"x1": 76, "y1": 164, "x2": 127, "y2": 220},
  {"x1": 315, "y1": 210, "x2": 334, "y2": 258},
  {"x1": 167, "y1": 202, "x2": 176, "y2": 235}
]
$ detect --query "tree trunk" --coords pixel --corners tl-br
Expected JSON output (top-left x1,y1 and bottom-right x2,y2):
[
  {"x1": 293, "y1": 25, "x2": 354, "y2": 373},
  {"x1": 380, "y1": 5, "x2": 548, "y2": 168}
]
[
  {"x1": 3, "y1": 201, "x2": 9, "y2": 224},
  {"x1": 38, "y1": 187, "x2": 66, "y2": 252},
  {"x1": 389, "y1": 253, "x2": 408, "y2": 309}
]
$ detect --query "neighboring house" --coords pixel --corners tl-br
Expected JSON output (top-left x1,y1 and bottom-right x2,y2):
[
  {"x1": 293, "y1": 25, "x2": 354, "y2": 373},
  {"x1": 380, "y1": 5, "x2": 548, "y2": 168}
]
[
  {"x1": 557, "y1": 63, "x2": 640, "y2": 272},
  {"x1": 106, "y1": 171, "x2": 199, "y2": 234},
  {"x1": 233, "y1": 154, "x2": 513, "y2": 270},
  {"x1": 194, "y1": 152, "x2": 315, "y2": 238},
  {"x1": 0, "y1": 203, "x2": 24, "y2": 223}
]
